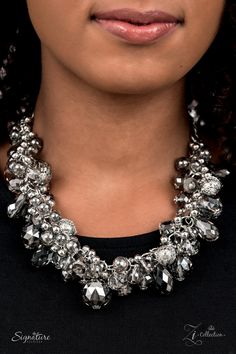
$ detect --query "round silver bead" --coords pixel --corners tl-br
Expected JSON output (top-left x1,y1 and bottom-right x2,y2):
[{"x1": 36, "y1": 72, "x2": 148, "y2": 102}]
[{"x1": 113, "y1": 256, "x2": 130, "y2": 272}]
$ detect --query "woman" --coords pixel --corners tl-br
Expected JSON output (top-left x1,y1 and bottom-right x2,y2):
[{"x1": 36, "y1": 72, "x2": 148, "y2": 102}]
[{"x1": 0, "y1": 0, "x2": 235, "y2": 353}]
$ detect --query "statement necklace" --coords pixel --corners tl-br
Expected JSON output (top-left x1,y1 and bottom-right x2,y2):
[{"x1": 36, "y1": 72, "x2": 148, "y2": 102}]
[{"x1": 4, "y1": 101, "x2": 230, "y2": 310}]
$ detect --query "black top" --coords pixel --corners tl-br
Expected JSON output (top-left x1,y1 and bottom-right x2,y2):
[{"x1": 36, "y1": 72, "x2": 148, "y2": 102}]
[{"x1": 0, "y1": 170, "x2": 235, "y2": 354}]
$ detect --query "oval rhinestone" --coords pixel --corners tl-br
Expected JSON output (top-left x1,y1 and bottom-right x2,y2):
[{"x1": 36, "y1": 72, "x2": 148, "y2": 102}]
[
  {"x1": 174, "y1": 256, "x2": 193, "y2": 281},
  {"x1": 154, "y1": 245, "x2": 176, "y2": 266},
  {"x1": 195, "y1": 219, "x2": 219, "y2": 241},
  {"x1": 59, "y1": 218, "x2": 77, "y2": 236},
  {"x1": 154, "y1": 266, "x2": 173, "y2": 294},
  {"x1": 82, "y1": 281, "x2": 112, "y2": 309}
]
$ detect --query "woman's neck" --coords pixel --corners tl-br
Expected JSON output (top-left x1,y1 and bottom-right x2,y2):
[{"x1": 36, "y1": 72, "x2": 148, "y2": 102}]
[{"x1": 0, "y1": 51, "x2": 193, "y2": 237}]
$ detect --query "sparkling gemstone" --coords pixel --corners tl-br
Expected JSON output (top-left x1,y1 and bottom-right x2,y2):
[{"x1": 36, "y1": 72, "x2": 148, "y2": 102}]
[
  {"x1": 112, "y1": 256, "x2": 129, "y2": 272},
  {"x1": 31, "y1": 246, "x2": 51, "y2": 267},
  {"x1": 82, "y1": 281, "x2": 112, "y2": 309},
  {"x1": 175, "y1": 256, "x2": 193, "y2": 281},
  {"x1": 108, "y1": 273, "x2": 127, "y2": 290},
  {"x1": 174, "y1": 194, "x2": 189, "y2": 205},
  {"x1": 139, "y1": 274, "x2": 153, "y2": 290},
  {"x1": 179, "y1": 239, "x2": 200, "y2": 256},
  {"x1": 59, "y1": 218, "x2": 76, "y2": 236},
  {"x1": 8, "y1": 178, "x2": 22, "y2": 192},
  {"x1": 22, "y1": 224, "x2": 40, "y2": 249},
  {"x1": 183, "y1": 177, "x2": 198, "y2": 193},
  {"x1": 117, "y1": 284, "x2": 132, "y2": 296},
  {"x1": 196, "y1": 219, "x2": 219, "y2": 241},
  {"x1": 198, "y1": 197, "x2": 223, "y2": 219},
  {"x1": 26, "y1": 162, "x2": 51, "y2": 185},
  {"x1": 174, "y1": 177, "x2": 183, "y2": 189},
  {"x1": 159, "y1": 221, "x2": 175, "y2": 238},
  {"x1": 7, "y1": 194, "x2": 26, "y2": 218},
  {"x1": 154, "y1": 245, "x2": 176, "y2": 266},
  {"x1": 154, "y1": 266, "x2": 173, "y2": 294},
  {"x1": 200, "y1": 175, "x2": 222, "y2": 196},
  {"x1": 72, "y1": 259, "x2": 86, "y2": 277},
  {"x1": 127, "y1": 265, "x2": 143, "y2": 284}
]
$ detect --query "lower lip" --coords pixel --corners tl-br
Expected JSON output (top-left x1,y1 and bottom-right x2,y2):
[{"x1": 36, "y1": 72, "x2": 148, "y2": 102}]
[{"x1": 93, "y1": 18, "x2": 178, "y2": 44}]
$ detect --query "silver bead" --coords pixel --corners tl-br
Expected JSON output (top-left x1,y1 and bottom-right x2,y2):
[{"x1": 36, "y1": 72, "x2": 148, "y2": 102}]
[{"x1": 112, "y1": 256, "x2": 129, "y2": 272}]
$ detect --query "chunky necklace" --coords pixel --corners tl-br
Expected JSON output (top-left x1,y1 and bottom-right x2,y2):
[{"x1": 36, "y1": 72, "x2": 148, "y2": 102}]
[{"x1": 4, "y1": 101, "x2": 230, "y2": 310}]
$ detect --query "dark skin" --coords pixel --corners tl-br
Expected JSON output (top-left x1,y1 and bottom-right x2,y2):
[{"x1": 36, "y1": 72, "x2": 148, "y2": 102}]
[{"x1": 0, "y1": 0, "x2": 225, "y2": 237}]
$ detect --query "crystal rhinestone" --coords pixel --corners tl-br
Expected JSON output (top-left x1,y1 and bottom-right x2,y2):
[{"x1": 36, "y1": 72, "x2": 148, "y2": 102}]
[
  {"x1": 179, "y1": 239, "x2": 200, "y2": 256},
  {"x1": 195, "y1": 219, "x2": 219, "y2": 241},
  {"x1": 139, "y1": 274, "x2": 153, "y2": 290},
  {"x1": 112, "y1": 256, "x2": 129, "y2": 272},
  {"x1": 154, "y1": 245, "x2": 176, "y2": 266},
  {"x1": 117, "y1": 284, "x2": 132, "y2": 296},
  {"x1": 108, "y1": 273, "x2": 127, "y2": 290},
  {"x1": 175, "y1": 256, "x2": 193, "y2": 281},
  {"x1": 72, "y1": 259, "x2": 86, "y2": 277},
  {"x1": 8, "y1": 178, "x2": 22, "y2": 192},
  {"x1": 7, "y1": 194, "x2": 26, "y2": 218},
  {"x1": 59, "y1": 218, "x2": 76, "y2": 236},
  {"x1": 22, "y1": 224, "x2": 40, "y2": 249},
  {"x1": 174, "y1": 177, "x2": 183, "y2": 189},
  {"x1": 159, "y1": 221, "x2": 175, "y2": 237},
  {"x1": 174, "y1": 193, "x2": 189, "y2": 205},
  {"x1": 183, "y1": 177, "x2": 198, "y2": 193},
  {"x1": 82, "y1": 281, "x2": 112, "y2": 309},
  {"x1": 153, "y1": 266, "x2": 173, "y2": 294},
  {"x1": 198, "y1": 197, "x2": 223, "y2": 219},
  {"x1": 31, "y1": 246, "x2": 51, "y2": 267},
  {"x1": 200, "y1": 175, "x2": 222, "y2": 196},
  {"x1": 127, "y1": 265, "x2": 143, "y2": 284}
]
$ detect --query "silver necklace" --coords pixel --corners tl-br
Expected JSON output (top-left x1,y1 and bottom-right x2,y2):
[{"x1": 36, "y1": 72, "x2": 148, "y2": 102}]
[{"x1": 4, "y1": 100, "x2": 230, "y2": 310}]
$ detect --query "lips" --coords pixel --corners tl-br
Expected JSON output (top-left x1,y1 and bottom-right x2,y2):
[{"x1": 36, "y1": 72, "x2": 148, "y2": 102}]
[
  {"x1": 91, "y1": 8, "x2": 182, "y2": 45},
  {"x1": 91, "y1": 8, "x2": 181, "y2": 25}
]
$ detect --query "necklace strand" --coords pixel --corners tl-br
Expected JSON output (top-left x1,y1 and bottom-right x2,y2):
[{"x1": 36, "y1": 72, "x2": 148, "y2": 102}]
[{"x1": 4, "y1": 101, "x2": 230, "y2": 309}]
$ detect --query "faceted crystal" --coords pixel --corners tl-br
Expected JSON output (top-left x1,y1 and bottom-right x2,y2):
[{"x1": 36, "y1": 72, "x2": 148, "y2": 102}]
[
  {"x1": 159, "y1": 221, "x2": 175, "y2": 237},
  {"x1": 82, "y1": 281, "x2": 112, "y2": 309},
  {"x1": 179, "y1": 239, "x2": 200, "y2": 256},
  {"x1": 7, "y1": 194, "x2": 26, "y2": 218},
  {"x1": 154, "y1": 266, "x2": 173, "y2": 294},
  {"x1": 22, "y1": 224, "x2": 40, "y2": 249},
  {"x1": 154, "y1": 245, "x2": 176, "y2": 266},
  {"x1": 108, "y1": 273, "x2": 127, "y2": 290},
  {"x1": 127, "y1": 265, "x2": 143, "y2": 284},
  {"x1": 196, "y1": 219, "x2": 219, "y2": 241},
  {"x1": 59, "y1": 218, "x2": 76, "y2": 236},
  {"x1": 31, "y1": 246, "x2": 51, "y2": 267},
  {"x1": 8, "y1": 178, "x2": 22, "y2": 192},
  {"x1": 174, "y1": 256, "x2": 193, "y2": 281},
  {"x1": 139, "y1": 274, "x2": 153, "y2": 290},
  {"x1": 198, "y1": 197, "x2": 222, "y2": 219}
]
